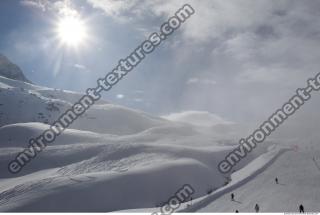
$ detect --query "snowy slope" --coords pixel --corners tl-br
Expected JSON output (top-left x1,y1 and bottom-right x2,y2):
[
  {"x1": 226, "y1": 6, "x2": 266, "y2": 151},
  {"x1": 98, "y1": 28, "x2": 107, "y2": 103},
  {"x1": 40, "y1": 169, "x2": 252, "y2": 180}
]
[
  {"x1": 0, "y1": 73, "x2": 286, "y2": 212},
  {"x1": 163, "y1": 111, "x2": 234, "y2": 127},
  {"x1": 1, "y1": 60, "x2": 318, "y2": 212},
  {"x1": 187, "y1": 141, "x2": 320, "y2": 213},
  {"x1": 0, "y1": 122, "x2": 255, "y2": 212},
  {"x1": 0, "y1": 72, "x2": 255, "y2": 212},
  {"x1": 0, "y1": 75, "x2": 166, "y2": 134},
  {"x1": 0, "y1": 117, "x2": 274, "y2": 212}
]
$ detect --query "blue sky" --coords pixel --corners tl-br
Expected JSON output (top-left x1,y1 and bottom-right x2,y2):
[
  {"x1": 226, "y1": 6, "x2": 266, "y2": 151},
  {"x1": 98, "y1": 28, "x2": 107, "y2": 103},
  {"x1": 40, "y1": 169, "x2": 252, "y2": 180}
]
[{"x1": 1, "y1": 0, "x2": 320, "y2": 124}]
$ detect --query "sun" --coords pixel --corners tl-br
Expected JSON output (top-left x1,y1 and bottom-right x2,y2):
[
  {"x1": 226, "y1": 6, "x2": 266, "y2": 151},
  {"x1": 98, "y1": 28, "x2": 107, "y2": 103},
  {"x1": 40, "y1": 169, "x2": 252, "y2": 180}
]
[{"x1": 57, "y1": 16, "x2": 87, "y2": 47}]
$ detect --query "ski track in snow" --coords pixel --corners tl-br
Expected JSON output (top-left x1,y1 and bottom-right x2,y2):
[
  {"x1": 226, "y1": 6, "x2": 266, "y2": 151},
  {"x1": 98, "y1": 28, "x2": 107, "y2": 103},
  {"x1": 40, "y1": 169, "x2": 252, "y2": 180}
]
[
  {"x1": 180, "y1": 145, "x2": 289, "y2": 212},
  {"x1": 120, "y1": 144, "x2": 288, "y2": 213}
]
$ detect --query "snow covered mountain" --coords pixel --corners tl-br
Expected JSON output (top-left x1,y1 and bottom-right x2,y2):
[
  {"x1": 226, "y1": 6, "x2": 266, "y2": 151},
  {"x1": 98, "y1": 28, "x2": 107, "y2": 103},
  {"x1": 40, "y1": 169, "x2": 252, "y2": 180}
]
[
  {"x1": 0, "y1": 60, "x2": 250, "y2": 212},
  {"x1": 0, "y1": 54, "x2": 31, "y2": 84},
  {"x1": 0, "y1": 75, "x2": 167, "y2": 134},
  {"x1": 0, "y1": 57, "x2": 318, "y2": 213}
]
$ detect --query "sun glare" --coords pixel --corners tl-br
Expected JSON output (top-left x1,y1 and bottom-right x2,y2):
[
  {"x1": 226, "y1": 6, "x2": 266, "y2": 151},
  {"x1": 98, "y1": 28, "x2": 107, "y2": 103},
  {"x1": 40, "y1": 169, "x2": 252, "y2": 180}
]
[{"x1": 57, "y1": 16, "x2": 87, "y2": 47}]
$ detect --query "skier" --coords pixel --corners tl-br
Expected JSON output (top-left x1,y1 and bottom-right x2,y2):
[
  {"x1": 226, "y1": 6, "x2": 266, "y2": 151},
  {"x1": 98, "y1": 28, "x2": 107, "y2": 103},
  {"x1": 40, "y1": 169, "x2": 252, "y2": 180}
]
[
  {"x1": 299, "y1": 204, "x2": 304, "y2": 213},
  {"x1": 231, "y1": 193, "x2": 235, "y2": 201},
  {"x1": 275, "y1": 177, "x2": 279, "y2": 184},
  {"x1": 235, "y1": 210, "x2": 239, "y2": 213},
  {"x1": 255, "y1": 203, "x2": 260, "y2": 213}
]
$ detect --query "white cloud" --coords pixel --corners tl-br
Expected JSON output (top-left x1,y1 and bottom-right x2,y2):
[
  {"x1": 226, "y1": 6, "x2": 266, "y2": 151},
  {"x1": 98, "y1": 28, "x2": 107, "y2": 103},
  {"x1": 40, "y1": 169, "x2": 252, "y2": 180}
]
[
  {"x1": 237, "y1": 65, "x2": 294, "y2": 84},
  {"x1": 20, "y1": 0, "x2": 47, "y2": 11},
  {"x1": 133, "y1": 98, "x2": 143, "y2": 102},
  {"x1": 73, "y1": 64, "x2": 89, "y2": 73},
  {"x1": 74, "y1": 64, "x2": 86, "y2": 70},
  {"x1": 84, "y1": 0, "x2": 287, "y2": 41},
  {"x1": 86, "y1": 0, "x2": 141, "y2": 23},
  {"x1": 87, "y1": 0, "x2": 138, "y2": 15},
  {"x1": 20, "y1": 0, "x2": 79, "y2": 17},
  {"x1": 187, "y1": 78, "x2": 216, "y2": 85},
  {"x1": 116, "y1": 94, "x2": 124, "y2": 99},
  {"x1": 83, "y1": 1, "x2": 320, "y2": 88}
]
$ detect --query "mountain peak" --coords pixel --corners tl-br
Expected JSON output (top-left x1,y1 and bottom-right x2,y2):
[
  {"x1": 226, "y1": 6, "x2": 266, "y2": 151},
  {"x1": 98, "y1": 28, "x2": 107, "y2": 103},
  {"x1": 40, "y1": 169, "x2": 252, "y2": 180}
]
[{"x1": 0, "y1": 54, "x2": 32, "y2": 84}]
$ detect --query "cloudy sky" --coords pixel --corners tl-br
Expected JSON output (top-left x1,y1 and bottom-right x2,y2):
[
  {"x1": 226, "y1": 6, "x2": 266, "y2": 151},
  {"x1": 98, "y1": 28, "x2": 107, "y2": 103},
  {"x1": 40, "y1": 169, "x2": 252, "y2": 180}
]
[{"x1": 1, "y1": 0, "x2": 320, "y2": 125}]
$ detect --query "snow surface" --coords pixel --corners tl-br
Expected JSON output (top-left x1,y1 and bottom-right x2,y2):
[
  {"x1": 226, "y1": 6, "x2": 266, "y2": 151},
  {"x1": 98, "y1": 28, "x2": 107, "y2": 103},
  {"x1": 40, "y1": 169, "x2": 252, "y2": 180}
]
[
  {"x1": 0, "y1": 74, "x2": 319, "y2": 212},
  {"x1": 163, "y1": 111, "x2": 234, "y2": 127},
  {"x1": 194, "y1": 141, "x2": 320, "y2": 213}
]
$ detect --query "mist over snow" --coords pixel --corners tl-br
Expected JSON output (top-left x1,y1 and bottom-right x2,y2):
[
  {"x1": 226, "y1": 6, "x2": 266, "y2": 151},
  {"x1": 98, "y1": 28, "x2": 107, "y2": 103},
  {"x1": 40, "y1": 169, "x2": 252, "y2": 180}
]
[{"x1": 163, "y1": 111, "x2": 234, "y2": 127}]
